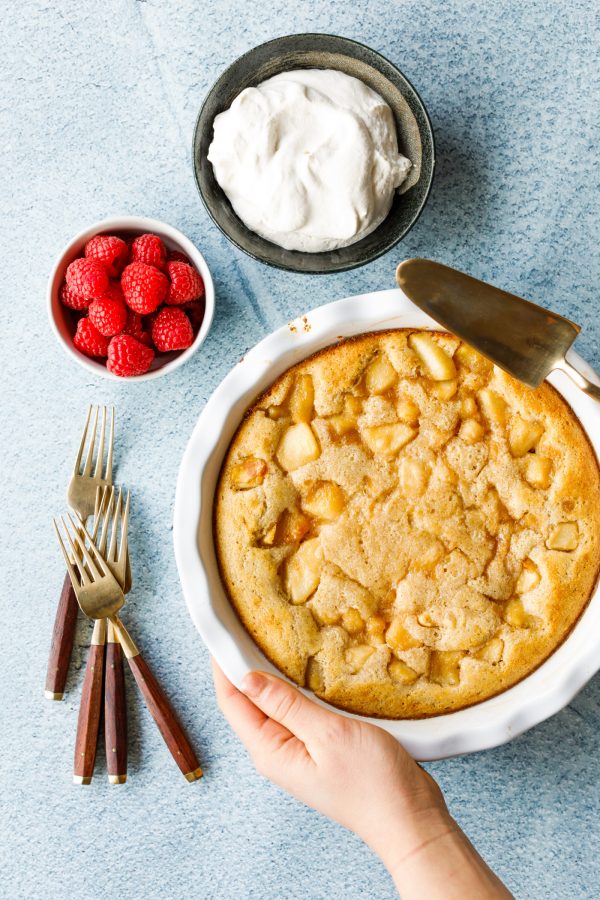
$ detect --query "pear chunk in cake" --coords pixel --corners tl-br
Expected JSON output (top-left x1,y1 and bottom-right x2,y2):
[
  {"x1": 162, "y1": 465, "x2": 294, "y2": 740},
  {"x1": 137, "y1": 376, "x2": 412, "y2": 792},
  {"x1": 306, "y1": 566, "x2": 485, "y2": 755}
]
[
  {"x1": 454, "y1": 343, "x2": 492, "y2": 374},
  {"x1": 430, "y1": 650, "x2": 464, "y2": 686},
  {"x1": 345, "y1": 644, "x2": 375, "y2": 673},
  {"x1": 397, "y1": 396, "x2": 420, "y2": 424},
  {"x1": 386, "y1": 618, "x2": 421, "y2": 651},
  {"x1": 516, "y1": 559, "x2": 541, "y2": 593},
  {"x1": 477, "y1": 388, "x2": 507, "y2": 425},
  {"x1": 289, "y1": 374, "x2": 314, "y2": 424},
  {"x1": 285, "y1": 538, "x2": 323, "y2": 603},
  {"x1": 365, "y1": 354, "x2": 397, "y2": 394},
  {"x1": 366, "y1": 615, "x2": 387, "y2": 645},
  {"x1": 274, "y1": 508, "x2": 311, "y2": 545},
  {"x1": 276, "y1": 422, "x2": 320, "y2": 471},
  {"x1": 460, "y1": 395, "x2": 478, "y2": 418},
  {"x1": 408, "y1": 333, "x2": 457, "y2": 381},
  {"x1": 472, "y1": 636, "x2": 504, "y2": 664},
  {"x1": 388, "y1": 659, "x2": 419, "y2": 684},
  {"x1": 362, "y1": 423, "x2": 416, "y2": 456},
  {"x1": 230, "y1": 457, "x2": 268, "y2": 489},
  {"x1": 342, "y1": 607, "x2": 364, "y2": 635},
  {"x1": 266, "y1": 404, "x2": 289, "y2": 420},
  {"x1": 398, "y1": 457, "x2": 429, "y2": 496},
  {"x1": 302, "y1": 481, "x2": 346, "y2": 520},
  {"x1": 328, "y1": 395, "x2": 362, "y2": 436},
  {"x1": 432, "y1": 379, "x2": 458, "y2": 400},
  {"x1": 525, "y1": 456, "x2": 552, "y2": 489},
  {"x1": 509, "y1": 417, "x2": 544, "y2": 457},
  {"x1": 459, "y1": 418, "x2": 484, "y2": 444},
  {"x1": 547, "y1": 522, "x2": 579, "y2": 551},
  {"x1": 504, "y1": 598, "x2": 528, "y2": 628}
]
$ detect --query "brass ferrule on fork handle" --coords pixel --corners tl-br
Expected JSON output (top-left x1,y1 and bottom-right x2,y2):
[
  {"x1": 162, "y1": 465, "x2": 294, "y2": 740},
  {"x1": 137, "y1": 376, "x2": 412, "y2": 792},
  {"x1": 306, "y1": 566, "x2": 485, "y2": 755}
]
[
  {"x1": 90, "y1": 618, "x2": 107, "y2": 645},
  {"x1": 110, "y1": 616, "x2": 139, "y2": 659}
]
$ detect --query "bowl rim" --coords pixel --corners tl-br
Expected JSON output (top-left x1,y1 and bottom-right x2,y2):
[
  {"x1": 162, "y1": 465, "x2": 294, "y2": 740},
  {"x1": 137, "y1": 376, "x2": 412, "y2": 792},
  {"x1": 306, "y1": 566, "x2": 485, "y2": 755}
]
[
  {"x1": 173, "y1": 283, "x2": 600, "y2": 760},
  {"x1": 192, "y1": 32, "x2": 436, "y2": 274},
  {"x1": 47, "y1": 215, "x2": 215, "y2": 382}
]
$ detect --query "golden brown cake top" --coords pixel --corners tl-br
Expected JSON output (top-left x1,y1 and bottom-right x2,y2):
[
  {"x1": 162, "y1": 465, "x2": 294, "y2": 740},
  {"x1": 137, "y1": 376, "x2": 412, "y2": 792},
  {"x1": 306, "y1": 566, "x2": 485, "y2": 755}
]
[{"x1": 214, "y1": 330, "x2": 600, "y2": 718}]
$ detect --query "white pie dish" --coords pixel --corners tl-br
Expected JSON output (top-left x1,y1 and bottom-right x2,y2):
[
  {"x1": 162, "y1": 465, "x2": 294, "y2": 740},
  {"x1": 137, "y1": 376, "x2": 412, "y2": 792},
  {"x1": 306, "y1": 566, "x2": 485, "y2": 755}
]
[{"x1": 173, "y1": 287, "x2": 600, "y2": 760}]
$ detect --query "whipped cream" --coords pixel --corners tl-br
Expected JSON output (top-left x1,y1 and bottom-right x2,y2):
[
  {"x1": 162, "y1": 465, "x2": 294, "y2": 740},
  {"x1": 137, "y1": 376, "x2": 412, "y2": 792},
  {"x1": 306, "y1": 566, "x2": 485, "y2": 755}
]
[{"x1": 207, "y1": 69, "x2": 411, "y2": 253}]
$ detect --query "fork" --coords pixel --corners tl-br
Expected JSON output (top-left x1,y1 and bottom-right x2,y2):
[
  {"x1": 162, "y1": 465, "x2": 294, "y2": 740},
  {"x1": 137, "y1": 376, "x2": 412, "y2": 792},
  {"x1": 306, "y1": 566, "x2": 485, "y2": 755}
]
[
  {"x1": 71, "y1": 487, "x2": 127, "y2": 785},
  {"x1": 54, "y1": 499, "x2": 203, "y2": 782},
  {"x1": 45, "y1": 406, "x2": 114, "y2": 700},
  {"x1": 96, "y1": 486, "x2": 128, "y2": 785}
]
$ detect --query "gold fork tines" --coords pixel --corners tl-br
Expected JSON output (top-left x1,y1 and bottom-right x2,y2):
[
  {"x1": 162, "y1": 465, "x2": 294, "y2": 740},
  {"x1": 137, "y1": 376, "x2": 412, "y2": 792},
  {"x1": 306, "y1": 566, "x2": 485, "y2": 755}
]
[
  {"x1": 96, "y1": 484, "x2": 132, "y2": 594},
  {"x1": 73, "y1": 404, "x2": 114, "y2": 481},
  {"x1": 94, "y1": 484, "x2": 115, "y2": 548},
  {"x1": 53, "y1": 515, "x2": 124, "y2": 621},
  {"x1": 69, "y1": 406, "x2": 115, "y2": 522}
]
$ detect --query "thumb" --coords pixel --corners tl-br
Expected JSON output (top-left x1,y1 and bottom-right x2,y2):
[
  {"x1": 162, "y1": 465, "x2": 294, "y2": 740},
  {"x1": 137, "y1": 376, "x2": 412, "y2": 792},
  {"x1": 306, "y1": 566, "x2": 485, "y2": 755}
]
[{"x1": 241, "y1": 670, "x2": 336, "y2": 746}]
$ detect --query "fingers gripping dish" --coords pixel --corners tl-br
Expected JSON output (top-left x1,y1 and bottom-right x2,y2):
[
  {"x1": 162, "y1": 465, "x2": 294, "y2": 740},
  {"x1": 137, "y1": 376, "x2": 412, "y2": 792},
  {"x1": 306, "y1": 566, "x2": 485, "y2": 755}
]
[{"x1": 214, "y1": 330, "x2": 600, "y2": 718}]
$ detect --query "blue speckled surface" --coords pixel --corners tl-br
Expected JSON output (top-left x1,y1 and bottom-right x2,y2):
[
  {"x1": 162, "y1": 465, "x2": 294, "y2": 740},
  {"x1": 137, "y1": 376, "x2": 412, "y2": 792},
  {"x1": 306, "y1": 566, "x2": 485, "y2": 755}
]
[{"x1": 1, "y1": 2, "x2": 599, "y2": 898}]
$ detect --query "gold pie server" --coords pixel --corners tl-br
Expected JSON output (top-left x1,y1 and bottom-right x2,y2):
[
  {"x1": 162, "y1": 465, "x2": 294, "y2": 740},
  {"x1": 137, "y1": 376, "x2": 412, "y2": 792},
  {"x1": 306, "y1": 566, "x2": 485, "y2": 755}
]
[{"x1": 396, "y1": 259, "x2": 600, "y2": 401}]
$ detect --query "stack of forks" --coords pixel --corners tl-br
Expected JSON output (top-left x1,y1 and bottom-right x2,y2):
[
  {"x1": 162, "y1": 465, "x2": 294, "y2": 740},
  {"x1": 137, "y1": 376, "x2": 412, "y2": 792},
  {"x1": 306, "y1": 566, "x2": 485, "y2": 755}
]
[{"x1": 47, "y1": 406, "x2": 202, "y2": 784}]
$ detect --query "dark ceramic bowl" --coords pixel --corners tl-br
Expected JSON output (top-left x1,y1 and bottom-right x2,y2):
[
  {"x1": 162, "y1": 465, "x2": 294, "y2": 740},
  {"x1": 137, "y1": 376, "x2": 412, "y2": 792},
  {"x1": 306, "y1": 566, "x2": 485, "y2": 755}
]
[{"x1": 193, "y1": 33, "x2": 435, "y2": 274}]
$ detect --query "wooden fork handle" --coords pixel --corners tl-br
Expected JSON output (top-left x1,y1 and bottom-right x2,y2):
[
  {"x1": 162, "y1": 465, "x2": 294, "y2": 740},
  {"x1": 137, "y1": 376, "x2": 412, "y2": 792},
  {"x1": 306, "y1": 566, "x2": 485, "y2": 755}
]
[
  {"x1": 45, "y1": 571, "x2": 79, "y2": 700},
  {"x1": 104, "y1": 622, "x2": 127, "y2": 784},
  {"x1": 73, "y1": 620, "x2": 106, "y2": 784},
  {"x1": 127, "y1": 654, "x2": 202, "y2": 782}
]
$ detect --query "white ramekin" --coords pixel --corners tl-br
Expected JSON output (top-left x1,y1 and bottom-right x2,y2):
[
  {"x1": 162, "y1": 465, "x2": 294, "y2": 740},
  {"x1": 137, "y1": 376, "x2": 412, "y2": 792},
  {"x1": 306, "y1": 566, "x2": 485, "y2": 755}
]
[
  {"x1": 47, "y1": 215, "x2": 215, "y2": 382},
  {"x1": 173, "y1": 287, "x2": 600, "y2": 760}
]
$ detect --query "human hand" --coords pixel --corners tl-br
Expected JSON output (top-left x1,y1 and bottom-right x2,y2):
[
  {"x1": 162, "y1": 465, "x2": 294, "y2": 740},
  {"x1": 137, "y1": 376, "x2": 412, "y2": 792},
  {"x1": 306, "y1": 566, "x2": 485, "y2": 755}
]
[
  {"x1": 212, "y1": 663, "x2": 512, "y2": 899},
  {"x1": 212, "y1": 663, "x2": 447, "y2": 862}
]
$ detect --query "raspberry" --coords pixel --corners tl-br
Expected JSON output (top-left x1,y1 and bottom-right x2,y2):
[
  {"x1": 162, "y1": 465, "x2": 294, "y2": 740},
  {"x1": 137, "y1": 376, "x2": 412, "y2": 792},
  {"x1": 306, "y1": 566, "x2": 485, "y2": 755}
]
[
  {"x1": 88, "y1": 296, "x2": 128, "y2": 337},
  {"x1": 73, "y1": 318, "x2": 110, "y2": 358},
  {"x1": 138, "y1": 330, "x2": 154, "y2": 347},
  {"x1": 181, "y1": 299, "x2": 205, "y2": 332},
  {"x1": 151, "y1": 307, "x2": 194, "y2": 352},
  {"x1": 84, "y1": 234, "x2": 128, "y2": 277},
  {"x1": 165, "y1": 261, "x2": 204, "y2": 305},
  {"x1": 130, "y1": 233, "x2": 167, "y2": 270},
  {"x1": 66, "y1": 257, "x2": 109, "y2": 300},
  {"x1": 121, "y1": 262, "x2": 168, "y2": 314},
  {"x1": 100, "y1": 280, "x2": 126, "y2": 304},
  {"x1": 107, "y1": 334, "x2": 155, "y2": 377},
  {"x1": 121, "y1": 309, "x2": 154, "y2": 347},
  {"x1": 60, "y1": 280, "x2": 90, "y2": 310},
  {"x1": 121, "y1": 309, "x2": 144, "y2": 338},
  {"x1": 168, "y1": 249, "x2": 190, "y2": 264}
]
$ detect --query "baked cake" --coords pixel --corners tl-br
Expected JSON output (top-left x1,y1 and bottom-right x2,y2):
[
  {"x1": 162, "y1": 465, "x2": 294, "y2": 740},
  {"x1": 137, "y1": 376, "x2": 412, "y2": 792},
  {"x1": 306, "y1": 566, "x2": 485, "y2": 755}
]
[{"x1": 214, "y1": 330, "x2": 600, "y2": 717}]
